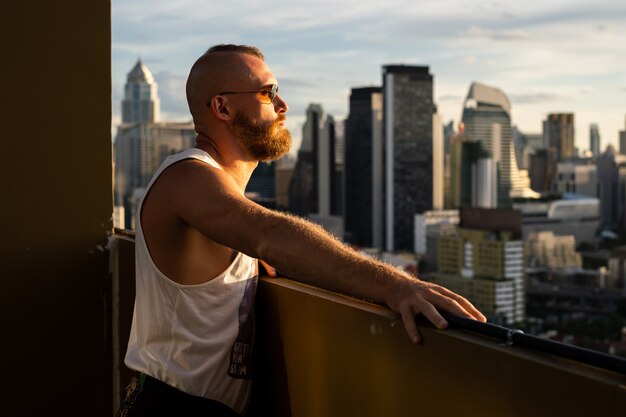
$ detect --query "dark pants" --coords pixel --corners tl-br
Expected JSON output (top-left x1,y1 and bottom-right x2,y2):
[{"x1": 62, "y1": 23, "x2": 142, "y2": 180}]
[{"x1": 117, "y1": 374, "x2": 242, "y2": 417}]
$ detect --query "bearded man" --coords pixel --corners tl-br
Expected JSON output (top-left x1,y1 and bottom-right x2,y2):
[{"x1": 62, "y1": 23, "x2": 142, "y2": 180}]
[{"x1": 118, "y1": 44, "x2": 486, "y2": 417}]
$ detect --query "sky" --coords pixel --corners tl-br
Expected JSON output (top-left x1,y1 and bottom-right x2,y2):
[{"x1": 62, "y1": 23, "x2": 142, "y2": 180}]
[{"x1": 112, "y1": 0, "x2": 626, "y2": 155}]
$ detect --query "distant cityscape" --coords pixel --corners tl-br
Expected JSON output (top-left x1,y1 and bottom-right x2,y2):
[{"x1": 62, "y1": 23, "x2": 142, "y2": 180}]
[{"x1": 113, "y1": 58, "x2": 626, "y2": 358}]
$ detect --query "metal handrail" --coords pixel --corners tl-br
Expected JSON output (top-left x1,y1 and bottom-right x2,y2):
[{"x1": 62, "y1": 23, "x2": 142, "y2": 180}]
[{"x1": 438, "y1": 312, "x2": 626, "y2": 375}]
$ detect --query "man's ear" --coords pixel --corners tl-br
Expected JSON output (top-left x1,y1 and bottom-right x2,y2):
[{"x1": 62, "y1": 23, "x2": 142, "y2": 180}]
[{"x1": 209, "y1": 96, "x2": 231, "y2": 121}]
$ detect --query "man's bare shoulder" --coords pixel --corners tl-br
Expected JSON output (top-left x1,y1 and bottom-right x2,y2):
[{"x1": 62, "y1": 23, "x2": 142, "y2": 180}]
[
  {"x1": 156, "y1": 157, "x2": 231, "y2": 190},
  {"x1": 142, "y1": 157, "x2": 240, "y2": 224}
]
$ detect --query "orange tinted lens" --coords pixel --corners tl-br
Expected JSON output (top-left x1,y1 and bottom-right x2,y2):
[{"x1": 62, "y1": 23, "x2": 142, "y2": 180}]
[{"x1": 257, "y1": 89, "x2": 272, "y2": 103}]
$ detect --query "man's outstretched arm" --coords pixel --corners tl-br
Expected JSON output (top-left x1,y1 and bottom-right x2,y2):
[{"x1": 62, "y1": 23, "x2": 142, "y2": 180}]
[{"x1": 169, "y1": 160, "x2": 487, "y2": 343}]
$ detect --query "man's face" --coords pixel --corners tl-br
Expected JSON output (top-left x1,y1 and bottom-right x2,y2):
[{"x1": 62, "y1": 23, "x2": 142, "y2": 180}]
[{"x1": 232, "y1": 109, "x2": 292, "y2": 161}]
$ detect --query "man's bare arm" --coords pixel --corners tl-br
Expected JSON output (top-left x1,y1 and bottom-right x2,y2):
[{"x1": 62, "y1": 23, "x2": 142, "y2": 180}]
[{"x1": 168, "y1": 159, "x2": 486, "y2": 343}]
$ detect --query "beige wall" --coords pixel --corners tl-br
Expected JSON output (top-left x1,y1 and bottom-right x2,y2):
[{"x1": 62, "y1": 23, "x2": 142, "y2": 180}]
[{"x1": 2, "y1": 2, "x2": 112, "y2": 416}]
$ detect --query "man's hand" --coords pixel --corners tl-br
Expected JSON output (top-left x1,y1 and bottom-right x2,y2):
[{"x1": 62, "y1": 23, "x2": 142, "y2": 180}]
[{"x1": 385, "y1": 279, "x2": 487, "y2": 344}]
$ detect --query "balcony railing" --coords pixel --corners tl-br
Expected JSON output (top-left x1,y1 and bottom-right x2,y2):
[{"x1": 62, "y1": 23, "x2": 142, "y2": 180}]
[{"x1": 109, "y1": 232, "x2": 626, "y2": 416}]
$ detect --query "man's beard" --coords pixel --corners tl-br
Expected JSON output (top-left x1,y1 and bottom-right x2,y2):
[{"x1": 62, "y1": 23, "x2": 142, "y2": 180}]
[{"x1": 232, "y1": 111, "x2": 292, "y2": 161}]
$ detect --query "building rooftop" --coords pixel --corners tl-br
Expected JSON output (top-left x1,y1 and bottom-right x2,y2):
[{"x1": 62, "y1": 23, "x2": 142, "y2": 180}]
[
  {"x1": 127, "y1": 58, "x2": 155, "y2": 84},
  {"x1": 464, "y1": 82, "x2": 511, "y2": 117}
]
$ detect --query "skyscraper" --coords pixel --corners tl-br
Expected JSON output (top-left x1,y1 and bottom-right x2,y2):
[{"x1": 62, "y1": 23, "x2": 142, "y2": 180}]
[
  {"x1": 596, "y1": 145, "x2": 626, "y2": 229},
  {"x1": 246, "y1": 161, "x2": 277, "y2": 208},
  {"x1": 122, "y1": 59, "x2": 160, "y2": 123},
  {"x1": 529, "y1": 147, "x2": 558, "y2": 193},
  {"x1": 383, "y1": 65, "x2": 434, "y2": 252},
  {"x1": 344, "y1": 87, "x2": 383, "y2": 248},
  {"x1": 590, "y1": 123, "x2": 601, "y2": 158},
  {"x1": 545, "y1": 113, "x2": 575, "y2": 161},
  {"x1": 114, "y1": 59, "x2": 194, "y2": 228},
  {"x1": 288, "y1": 104, "x2": 322, "y2": 216},
  {"x1": 288, "y1": 104, "x2": 341, "y2": 230},
  {"x1": 619, "y1": 116, "x2": 626, "y2": 155},
  {"x1": 448, "y1": 125, "x2": 497, "y2": 210},
  {"x1": 461, "y1": 82, "x2": 537, "y2": 206},
  {"x1": 433, "y1": 113, "x2": 444, "y2": 211}
]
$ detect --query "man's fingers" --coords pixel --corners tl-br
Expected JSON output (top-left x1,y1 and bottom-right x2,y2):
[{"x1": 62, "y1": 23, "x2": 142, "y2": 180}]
[
  {"x1": 415, "y1": 297, "x2": 448, "y2": 330},
  {"x1": 431, "y1": 286, "x2": 487, "y2": 322},
  {"x1": 259, "y1": 260, "x2": 277, "y2": 277},
  {"x1": 399, "y1": 305, "x2": 421, "y2": 344}
]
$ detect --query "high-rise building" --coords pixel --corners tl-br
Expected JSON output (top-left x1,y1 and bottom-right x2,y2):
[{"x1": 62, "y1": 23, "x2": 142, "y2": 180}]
[
  {"x1": 619, "y1": 116, "x2": 626, "y2": 155},
  {"x1": 553, "y1": 160, "x2": 597, "y2": 197},
  {"x1": 461, "y1": 83, "x2": 537, "y2": 207},
  {"x1": 443, "y1": 121, "x2": 456, "y2": 209},
  {"x1": 596, "y1": 145, "x2": 626, "y2": 229},
  {"x1": 448, "y1": 133, "x2": 497, "y2": 209},
  {"x1": 383, "y1": 65, "x2": 434, "y2": 252},
  {"x1": 590, "y1": 123, "x2": 601, "y2": 158},
  {"x1": 114, "y1": 60, "x2": 194, "y2": 229},
  {"x1": 274, "y1": 155, "x2": 295, "y2": 210},
  {"x1": 545, "y1": 113, "x2": 575, "y2": 161},
  {"x1": 288, "y1": 104, "x2": 322, "y2": 216},
  {"x1": 246, "y1": 161, "x2": 276, "y2": 208},
  {"x1": 288, "y1": 104, "x2": 342, "y2": 234},
  {"x1": 316, "y1": 113, "x2": 336, "y2": 217},
  {"x1": 122, "y1": 59, "x2": 160, "y2": 124},
  {"x1": 529, "y1": 147, "x2": 558, "y2": 193},
  {"x1": 344, "y1": 87, "x2": 383, "y2": 248},
  {"x1": 433, "y1": 113, "x2": 444, "y2": 211}
]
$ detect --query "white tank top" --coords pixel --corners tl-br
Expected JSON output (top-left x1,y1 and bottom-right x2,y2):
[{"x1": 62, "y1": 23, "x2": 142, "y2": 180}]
[{"x1": 124, "y1": 148, "x2": 258, "y2": 414}]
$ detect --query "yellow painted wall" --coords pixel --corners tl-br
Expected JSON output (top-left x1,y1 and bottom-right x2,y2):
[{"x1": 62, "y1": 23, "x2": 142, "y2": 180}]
[{"x1": 253, "y1": 278, "x2": 626, "y2": 417}]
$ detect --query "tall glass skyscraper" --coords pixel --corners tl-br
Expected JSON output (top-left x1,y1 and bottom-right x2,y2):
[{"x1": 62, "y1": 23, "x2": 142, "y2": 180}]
[
  {"x1": 383, "y1": 65, "x2": 434, "y2": 252},
  {"x1": 344, "y1": 87, "x2": 383, "y2": 248}
]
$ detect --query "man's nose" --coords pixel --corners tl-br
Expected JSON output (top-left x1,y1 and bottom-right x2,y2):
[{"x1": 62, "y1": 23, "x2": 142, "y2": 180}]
[{"x1": 274, "y1": 94, "x2": 288, "y2": 113}]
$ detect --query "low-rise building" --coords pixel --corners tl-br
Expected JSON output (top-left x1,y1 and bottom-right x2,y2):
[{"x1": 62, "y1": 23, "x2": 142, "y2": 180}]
[
  {"x1": 525, "y1": 231, "x2": 582, "y2": 269},
  {"x1": 429, "y1": 207, "x2": 525, "y2": 325}
]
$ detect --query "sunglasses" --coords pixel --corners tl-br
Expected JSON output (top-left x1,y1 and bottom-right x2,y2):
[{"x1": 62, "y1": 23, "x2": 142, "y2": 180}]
[{"x1": 210, "y1": 84, "x2": 279, "y2": 106}]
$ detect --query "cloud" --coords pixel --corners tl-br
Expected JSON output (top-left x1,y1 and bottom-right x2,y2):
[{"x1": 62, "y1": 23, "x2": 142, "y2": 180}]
[
  {"x1": 461, "y1": 25, "x2": 531, "y2": 41},
  {"x1": 154, "y1": 72, "x2": 189, "y2": 120}
]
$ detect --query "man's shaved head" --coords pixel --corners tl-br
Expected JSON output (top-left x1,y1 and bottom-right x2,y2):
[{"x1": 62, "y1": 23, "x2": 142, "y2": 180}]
[{"x1": 186, "y1": 44, "x2": 266, "y2": 130}]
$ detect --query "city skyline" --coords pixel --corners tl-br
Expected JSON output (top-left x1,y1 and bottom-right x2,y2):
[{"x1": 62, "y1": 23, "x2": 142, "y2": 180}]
[{"x1": 112, "y1": 0, "x2": 626, "y2": 155}]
